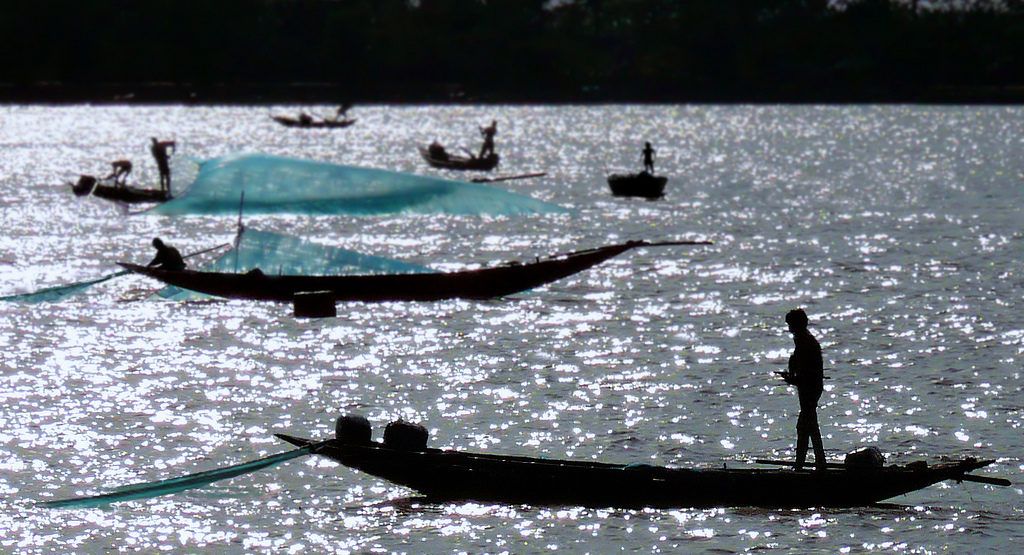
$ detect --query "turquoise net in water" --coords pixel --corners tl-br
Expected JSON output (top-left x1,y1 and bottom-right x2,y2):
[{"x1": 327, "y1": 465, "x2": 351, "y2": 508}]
[
  {"x1": 150, "y1": 153, "x2": 566, "y2": 216},
  {"x1": 157, "y1": 229, "x2": 434, "y2": 300}
]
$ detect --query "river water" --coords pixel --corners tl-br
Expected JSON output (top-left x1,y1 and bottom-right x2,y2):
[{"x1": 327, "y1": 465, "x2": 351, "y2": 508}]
[{"x1": 0, "y1": 105, "x2": 1021, "y2": 553}]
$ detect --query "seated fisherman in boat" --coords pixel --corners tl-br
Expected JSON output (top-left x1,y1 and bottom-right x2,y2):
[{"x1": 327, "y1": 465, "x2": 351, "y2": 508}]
[
  {"x1": 479, "y1": 120, "x2": 497, "y2": 158},
  {"x1": 299, "y1": 112, "x2": 314, "y2": 125},
  {"x1": 776, "y1": 308, "x2": 827, "y2": 470},
  {"x1": 104, "y1": 160, "x2": 132, "y2": 187},
  {"x1": 641, "y1": 142, "x2": 655, "y2": 174},
  {"x1": 148, "y1": 237, "x2": 186, "y2": 271},
  {"x1": 428, "y1": 140, "x2": 449, "y2": 161}
]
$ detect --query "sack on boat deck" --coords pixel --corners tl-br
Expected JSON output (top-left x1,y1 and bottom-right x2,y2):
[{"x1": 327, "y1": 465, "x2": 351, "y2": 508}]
[
  {"x1": 384, "y1": 420, "x2": 429, "y2": 451},
  {"x1": 844, "y1": 446, "x2": 885, "y2": 468},
  {"x1": 336, "y1": 414, "x2": 373, "y2": 445}
]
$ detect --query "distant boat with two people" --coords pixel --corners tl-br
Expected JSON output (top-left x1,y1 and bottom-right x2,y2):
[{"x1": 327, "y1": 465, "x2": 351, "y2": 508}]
[
  {"x1": 420, "y1": 119, "x2": 501, "y2": 171},
  {"x1": 271, "y1": 104, "x2": 356, "y2": 129}
]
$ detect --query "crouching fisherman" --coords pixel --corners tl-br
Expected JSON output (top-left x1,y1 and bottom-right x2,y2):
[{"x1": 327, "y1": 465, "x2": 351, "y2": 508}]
[{"x1": 148, "y1": 237, "x2": 186, "y2": 271}]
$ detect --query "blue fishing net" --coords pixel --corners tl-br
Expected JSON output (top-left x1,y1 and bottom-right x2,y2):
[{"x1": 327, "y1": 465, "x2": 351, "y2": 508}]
[
  {"x1": 150, "y1": 153, "x2": 565, "y2": 216},
  {"x1": 0, "y1": 272, "x2": 127, "y2": 303},
  {"x1": 157, "y1": 230, "x2": 434, "y2": 300}
]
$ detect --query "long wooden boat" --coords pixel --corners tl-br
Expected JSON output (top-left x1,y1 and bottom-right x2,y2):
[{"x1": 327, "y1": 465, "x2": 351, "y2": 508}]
[
  {"x1": 607, "y1": 172, "x2": 668, "y2": 199},
  {"x1": 69, "y1": 175, "x2": 170, "y2": 203},
  {"x1": 419, "y1": 145, "x2": 499, "y2": 171},
  {"x1": 277, "y1": 433, "x2": 1007, "y2": 508},
  {"x1": 270, "y1": 115, "x2": 357, "y2": 128},
  {"x1": 119, "y1": 240, "x2": 705, "y2": 302}
]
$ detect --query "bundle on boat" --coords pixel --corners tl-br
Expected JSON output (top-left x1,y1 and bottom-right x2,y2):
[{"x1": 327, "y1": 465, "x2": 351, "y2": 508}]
[
  {"x1": 276, "y1": 415, "x2": 1010, "y2": 509},
  {"x1": 122, "y1": 233, "x2": 710, "y2": 303}
]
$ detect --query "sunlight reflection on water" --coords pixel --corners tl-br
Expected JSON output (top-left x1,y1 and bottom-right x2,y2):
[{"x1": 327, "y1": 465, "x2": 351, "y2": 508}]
[{"x1": 0, "y1": 104, "x2": 1022, "y2": 553}]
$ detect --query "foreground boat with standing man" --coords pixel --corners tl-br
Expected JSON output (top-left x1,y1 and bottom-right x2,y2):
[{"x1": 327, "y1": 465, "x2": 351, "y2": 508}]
[
  {"x1": 39, "y1": 414, "x2": 1010, "y2": 510},
  {"x1": 276, "y1": 416, "x2": 1010, "y2": 509}
]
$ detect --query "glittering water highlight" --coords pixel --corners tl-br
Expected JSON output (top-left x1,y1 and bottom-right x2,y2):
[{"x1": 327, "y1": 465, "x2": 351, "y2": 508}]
[{"x1": 0, "y1": 104, "x2": 1022, "y2": 553}]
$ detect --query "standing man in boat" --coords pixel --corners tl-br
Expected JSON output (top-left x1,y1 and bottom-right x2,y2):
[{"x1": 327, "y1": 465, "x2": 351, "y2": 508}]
[
  {"x1": 148, "y1": 237, "x2": 186, "y2": 271},
  {"x1": 333, "y1": 102, "x2": 353, "y2": 121},
  {"x1": 479, "y1": 120, "x2": 497, "y2": 158},
  {"x1": 150, "y1": 138, "x2": 176, "y2": 194},
  {"x1": 104, "y1": 159, "x2": 132, "y2": 187},
  {"x1": 641, "y1": 142, "x2": 655, "y2": 174},
  {"x1": 777, "y1": 308, "x2": 827, "y2": 470}
]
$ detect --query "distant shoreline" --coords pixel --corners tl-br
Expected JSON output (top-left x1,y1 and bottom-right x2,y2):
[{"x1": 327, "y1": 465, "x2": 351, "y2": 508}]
[{"x1": 3, "y1": 83, "x2": 1024, "y2": 105}]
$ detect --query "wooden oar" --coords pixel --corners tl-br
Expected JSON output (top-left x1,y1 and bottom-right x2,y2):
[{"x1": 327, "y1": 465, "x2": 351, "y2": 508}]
[
  {"x1": 471, "y1": 172, "x2": 547, "y2": 183},
  {"x1": 956, "y1": 474, "x2": 1011, "y2": 486},
  {"x1": 40, "y1": 440, "x2": 330, "y2": 509}
]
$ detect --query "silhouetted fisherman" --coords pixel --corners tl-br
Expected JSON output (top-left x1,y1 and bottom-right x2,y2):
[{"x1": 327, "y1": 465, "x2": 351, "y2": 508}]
[
  {"x1": 148, "y1": 237, "x2": 186, "y2": 271},
  {"x1": 104, "y1": 160, "x2": 132, "y2": 187},
  {"x1": 777, "y1": 308, "x2": 827, "y2": 470},
  {"x1": 333, "y1": 102, "x2": 353, "y2": 121},
  {"x1": 479, "y1": 120, "x2": 497, "y2": 158},
  {"x1": 641, "y1": 142, "x2": 655, "y2": 174},
  {"x1": 150, "y1": 138, "x2": 176, "y2": 193}
]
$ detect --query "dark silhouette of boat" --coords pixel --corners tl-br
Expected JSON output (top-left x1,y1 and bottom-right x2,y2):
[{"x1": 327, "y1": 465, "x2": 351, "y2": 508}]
[
  {"x1": 276, "y1": 431, "x2": 1008, "y2": 509},
  {"x1": 419, "y1": 145, "x2": 499, "y2": 171},
  {"x1": 118, "y1": 240, "x2": 707, "y2": 302},
  {"x1": 607, "y1": 171, "x2": 668, "y2": 199},
  {"x1": 270, "y1": 115, "x2": 357, "y2": 128},
  {"x1": 69, "y1": 175, "x2": 170, "y2": 203}
]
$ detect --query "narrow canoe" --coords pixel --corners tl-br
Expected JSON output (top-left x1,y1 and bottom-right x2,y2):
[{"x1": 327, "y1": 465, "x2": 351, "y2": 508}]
[
  {"x1": 270, "y1": 115, "x2": 357, "y2": 128},
  {"x1": 119, "y1": 240, "x2": 706, "y2": 302},
  {"x1": 276, "y1": 434, "x2": 1005, "y2": 509},
  {"x1": 419, "y1": 146, "x2": 499, "y2": 171},
  {"x1": 69, "y1": 177, "x2": 169, "y2": 203},
  {"x1": 607, "y1": 172, "x2": 668, "y2": 199}
]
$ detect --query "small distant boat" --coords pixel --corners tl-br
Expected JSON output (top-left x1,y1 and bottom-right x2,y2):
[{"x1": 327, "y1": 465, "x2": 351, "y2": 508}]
[
  {"x1": 275, "y1": 417, "x2": 1010, "y2": 509},
  {"x1": 419, "y1": 144, "x2": 499, "y2": 171},
  {"x1": 270, "y1": 115, "x2": 357, "y2": 129},
  {"x1": 119, "y1": 240, "x2": 707, "y2": 303},
  {"x1": 607, "y1": 171, "x2": 668, "y2": 199},
  {"x1": 69, "y1": 175, "x2": 169, "y2": 204}
]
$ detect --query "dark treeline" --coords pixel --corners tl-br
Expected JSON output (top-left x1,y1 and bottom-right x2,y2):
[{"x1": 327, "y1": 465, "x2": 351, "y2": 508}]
[{"x1": 2, "y1": 0, "x2": 1022, "y2": 103}]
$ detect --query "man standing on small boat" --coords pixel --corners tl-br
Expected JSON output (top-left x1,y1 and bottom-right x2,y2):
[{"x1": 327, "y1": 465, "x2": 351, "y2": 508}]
[
  {"x1": 641, "y1": 142, "x2": 655, "y2": 174},
  {"x1": 148, "y1": 238, "x2": 186, "y2": 271},
  {"x1": 150, "y1": 138, "x2": 176, "y2": 194},
  {"x1": 777, "y1": 308, "x2": 827, "y2": 470},
  {"x1": 479, "y1": 120, "x2": 497, "y2": 158},
  {"x1": 104, "y1": 160, "x2": 132, "y2": 187}
]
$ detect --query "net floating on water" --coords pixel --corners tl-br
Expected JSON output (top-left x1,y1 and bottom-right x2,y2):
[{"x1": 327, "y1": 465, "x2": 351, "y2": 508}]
[{"x1": 150, "y1": 153, "x2": 566, "y2": 216}]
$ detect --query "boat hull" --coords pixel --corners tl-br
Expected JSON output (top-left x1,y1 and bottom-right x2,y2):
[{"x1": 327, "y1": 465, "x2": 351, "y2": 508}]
[
  {"x1": 419, "y1": 146, "x2": 499, "y2": 171},
  {"x1": 118, "y1": 242, "x2": 645, "y2": 302},
  {"x1": 608, "y1": 172, "x2": 668, "y2": 199},
  {"x1": 69, "y1": 181, "x2": 169, "y2": 203},
  {"x1": 271, "y1": 115, "x2": 357, "y2": 128},
  {"x1": 278, "y1": 435, "x2": 996, "y2": 508}
]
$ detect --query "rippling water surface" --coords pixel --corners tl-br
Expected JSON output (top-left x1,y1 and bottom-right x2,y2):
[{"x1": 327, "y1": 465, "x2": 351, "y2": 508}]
[{"x1": 0, "y1": 105, "x2": 1022, "y2": 553}]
